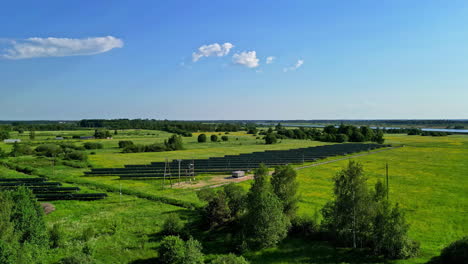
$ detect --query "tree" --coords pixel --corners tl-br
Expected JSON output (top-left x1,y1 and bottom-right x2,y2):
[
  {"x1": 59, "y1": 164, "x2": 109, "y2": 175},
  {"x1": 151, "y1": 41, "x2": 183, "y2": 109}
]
[
  {"x1": 198, "y1": 134, "x2": 207, "y2": 143},
  {"x1": 198, "y1": 189, "x2": 231, "y2": 228},
  {"x1": 244, "y1": 164, "x2": 290, "y2": 249},
  {"x1": 321, "y1": 161, "x2": 372, "y2": 248},
  {"x1": 223, "y1": 184, "x2": 247, "y2": 219},
  {"x1": 159, "y1": 236, "x2": 186, "y2": 264},
  {"x1": 94, "y1": 129, "x2": 111, "y2": 139},
  {"x1": 373, "y1": 129, "x2": 385, "y2": 144},
  {"x1": 211, "y1": 254, "x2": 249, "y2": 264},
  {"x1": 335, "y1": 134, "x2": 349, "y2": 143},
  {"x1": 29, "y1": 130, "x2": 36, "y2": 140},
  {"x1": 0, "y1": 130, "x2": 10, "y2": 141},
  {"x1": 10, "y1": 143, "x2": 33, "y2": 157},
  {"x1": 264, "y1": 133, "x2": 277, "y2": 145},
  {"x1": 271, "y1": 165, "x2": 299, "y2": 219},
  {"x1": 165, "y1": 135, "x2": 184, "y2": 150},
  {"x1": 183, "y1": 237, "x2": 204, "y2": 264},
  {"x1": 118, "y1": 140, "x2": 134, "y2": 148},
  {"x1": 0, "y1": 241, "x2": 14, "y2": 264},
  {"x1": 211, "y1": 135, "x2": 218, "y2": 142},
  {"x1": 162, "y1": 214, "x2": 184, "y2": 236},
  {"x1": 431, "y1": 236, "x2": 468, "y2": 264},
  {"x1": 221, "y1": 136, "x2": 229, "y2": 142}
]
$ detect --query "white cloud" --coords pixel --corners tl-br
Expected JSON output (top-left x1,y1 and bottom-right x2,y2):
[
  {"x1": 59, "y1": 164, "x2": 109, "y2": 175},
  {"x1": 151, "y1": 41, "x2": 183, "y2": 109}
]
[
  {"x1": 232, "y1": 51, "x2": 259, "y2": 68},
  {"x1": 266, "y1": 56, "x2": 275, "y2": 64},
  {"x1": 1, "y1": 36, "x2": 123, "y2": 59},
  {"x1": 283, "y1": 59, "x2": 304, "y2": 72},
  {"x1": 192, "y1": 42, "x2": 234, "y2": 62}
]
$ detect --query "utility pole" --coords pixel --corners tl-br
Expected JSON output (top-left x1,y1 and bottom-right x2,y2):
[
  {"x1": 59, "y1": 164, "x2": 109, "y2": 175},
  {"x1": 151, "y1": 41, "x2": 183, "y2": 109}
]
[{"x1": 177, "y1": 159, "x2": 181, "y2": 184}]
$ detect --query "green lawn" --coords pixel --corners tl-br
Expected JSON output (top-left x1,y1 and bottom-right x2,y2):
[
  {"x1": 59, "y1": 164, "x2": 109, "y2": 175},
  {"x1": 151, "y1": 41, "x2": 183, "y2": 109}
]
[{"x1": 1, "y1": 131, "x2": 466, "y2": 263}]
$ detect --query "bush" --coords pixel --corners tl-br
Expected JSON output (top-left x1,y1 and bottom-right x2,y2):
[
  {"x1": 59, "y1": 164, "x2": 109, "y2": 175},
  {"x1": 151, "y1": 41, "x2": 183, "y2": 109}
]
[
  {"x1": 159, "y1": 236, "x2": 186, "y2": 264},
  {"x1": 65, "y1": 151, "x2": 88, "y2": 161},
  {"x1": 432, "y1": 236, "x2": 468, "y2": 264},
  {"x1": 221, "y1": 136, "x2": 229, "y2": 141},
  {"x1": 35, "y1": 144, "x2": 62, "y2": 157},
  {"x1": 50, "y1": 223, "x2": 64, "y2": 248},
  {"x1": 264, "y1": 133, "x2": 277, "y2": 144},
  {"x1": 198, "y1": 134, "x2": 207, "y2": 143},
  {"x1": 118, "y1": 140, "x2": 134, "y2": 148},
  {"x1": 83, "y1": 142, "x2": 103, "y2": 150},
  {"x1": 165, "y1": 135, "x2": 184, "y2": 151},
  {"x1": 211, "y1": 254, "x2": 249, "y2": 264},
  {"x1": 10, "y1": 143, "x2": 34, "y2": 157},
  {"x1": 211, "y1": 135, "x2": 218, "y2": 142},
  {"x1": 162, "y1": 213, "x2": 184, "y2": 236},
  {"x1": 145, "y1": 143, "x2": 167, "y2": 152}
]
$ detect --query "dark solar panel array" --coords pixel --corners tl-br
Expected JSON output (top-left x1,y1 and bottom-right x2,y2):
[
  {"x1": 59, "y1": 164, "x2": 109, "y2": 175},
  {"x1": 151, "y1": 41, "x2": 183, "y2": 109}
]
[{"x1": 85, "y1": 143, "x2": 389, "y2": 180}]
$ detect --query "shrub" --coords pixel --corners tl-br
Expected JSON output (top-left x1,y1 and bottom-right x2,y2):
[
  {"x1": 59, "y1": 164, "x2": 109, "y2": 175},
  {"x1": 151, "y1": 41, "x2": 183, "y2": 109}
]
[
  {"x1": 433, "y1": 236, "x2": 468, "y2": 264},
  {"x1": 83, "y1": 142, "x2": 103, "y2": 150},
  {"x1": 264, "y1": 133, "x2": 277, "y2": 144},
  {"x1": 65, "y1": 151, "x2": 88, "y2": 161},
  {"x1": 162, "y1": 213, "x2": 184, "y2": 236},
  {"x1": 165, "y1": 135, "x2": 184, "y2": 151},
  {"x1": 211, "y1": 254, "x2": 249, "y2": 264},
  {"x1": 50, "y1": 223, "x2": 64, "y2": 248},
  {"x1": 198, "y1": 134, "x2": 207, "y2": 143},
  {"x1": 10, "y1": 143, "x2": 34, "y2": 157},
  {"x1": 118, "y1": 140, "x2": 134, "y2": 148},
  {"x1": 221, "y1": 136, "x2": 229, "y2": 141},
  {"x1": 159, "y1": 236, "x2": 186, "y2": 264},
  {"x1": 211, "y1": 135, "x2": 218, "y2": 142},
  {"x1": 145, "y1": 143, "x2": 167, "y2": 152},
  {"x1": 94, "y1": 129, "x2": 111, "y2": 139},
  {"x1": 35, "y1": 144, "x2": 62, "y2": 157},
  {"x1": 183, "y1": 237, "x2": 204, "y2": 264}
]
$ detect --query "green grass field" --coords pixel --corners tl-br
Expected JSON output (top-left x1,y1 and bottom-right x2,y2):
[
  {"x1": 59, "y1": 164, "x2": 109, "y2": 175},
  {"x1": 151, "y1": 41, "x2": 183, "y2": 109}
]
[{"x1": 1, "y1": 131, "x2": 466, "y2": 263}]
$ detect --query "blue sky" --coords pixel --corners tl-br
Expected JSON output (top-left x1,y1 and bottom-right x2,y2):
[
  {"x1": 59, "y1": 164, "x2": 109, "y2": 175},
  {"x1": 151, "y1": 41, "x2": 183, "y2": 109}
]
[{"x1": 1, "y1": 0, "x2": 467, "y2": 120}]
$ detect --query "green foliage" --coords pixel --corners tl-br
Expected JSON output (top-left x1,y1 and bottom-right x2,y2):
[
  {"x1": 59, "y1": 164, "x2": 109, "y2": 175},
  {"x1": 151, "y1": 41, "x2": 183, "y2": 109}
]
[
  {"x1": 321, "y1": 162, "x2": 419, "y2": 259},
  {"x1": 244, "y1": 164, "x2": 290, "y2": 249},
  {"x1": 211, "y1": 134, "x2": 218, "y2": 142},
  {"x1": 81, "y1": 226, "x2": 95, "y2": 242},
  {"x1": 0, "y1": 240, "x2": 14, "y2": 264},
  {"x1": 431, "y1": 236, "x2": 468, "y2": 264},
  {"x1": 0, "y1": 130, "x2": 10, "y2": 140},
  {"x1": 221, "y1": 135, "x2": 229, "y2": 141},
  {"x1": 29, "y1": 130, "x2": 36, "y2": 140},
  {"x1": 271, "y1": 165, "x2": 299, "y2": 219},
  {"x1": 223, "y1": 183, "x2": 247, "y2": 219},
  {"x1": 321, "y1": 161, "x2": 372, "y2": 247},
  {"x1": 162, "y1": 213, "x2": 184, "y2": 236},
  {"x1": 198, "y1": 189, "x2": 231, "y2": 228},
  {"x1": 118, "y1": 140, "x2": 134, "y2": 148},
  {"x1": 211, "y1": 253, "x2": 249, "y2": 264},
  {"x1": 93, "y1": 129, "x2": 112, "y2": 139},
  {"x1": 10, "y1": 142, "x2": 33, "y2": 157},
  {"x1": 35, "y1": 144, "x2": 62, "y2": 157},
  {"x1": 183, "y1": 237, "x2": 204, "y2": 264},
  {"x1": 65, "y1": 150, "x2": 88, "y2": 161},
  {"x1": 49, "y1": 223, "x2": 64, "y2": 248},
  {"x1": 165, "y1": 135, "x2": 184, "y2": 151},
  {"x1": 159, "y1": 235, "x2": 186, "y2": 264},
  {"x1": 83, "y1": 142, "x2": 103, "y2": 150},
  {"x1": 265, "y1": 133, "x2": 277, "y2": 144},
  {"x1": 198, "y1": 134, "x2": 207, "y2": 143}
]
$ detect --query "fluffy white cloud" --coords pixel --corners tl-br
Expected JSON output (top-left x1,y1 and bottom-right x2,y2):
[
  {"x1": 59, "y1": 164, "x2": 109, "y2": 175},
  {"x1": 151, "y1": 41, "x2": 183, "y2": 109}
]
[
  {"x1": 232, "y1": 51, "x2": 259, "y2": 68},
  {"x1": 192, "y1": 42, "x2": 234, "y2": 62},
  {"x1": 1, "y1": 36, "x2": 123, "y2": 59},
  {"x1": 283, "y1": 59, "x2": 304, "y2": 72},
  {"x1": 266, "y1": 56, "x2": 275, "y2": 64}
]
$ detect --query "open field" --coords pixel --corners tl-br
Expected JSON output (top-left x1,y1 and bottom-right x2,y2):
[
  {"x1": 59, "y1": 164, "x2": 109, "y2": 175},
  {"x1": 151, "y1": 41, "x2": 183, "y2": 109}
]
[{"x1": 1, "y1": 131, "x2": 467, "y2": 263}]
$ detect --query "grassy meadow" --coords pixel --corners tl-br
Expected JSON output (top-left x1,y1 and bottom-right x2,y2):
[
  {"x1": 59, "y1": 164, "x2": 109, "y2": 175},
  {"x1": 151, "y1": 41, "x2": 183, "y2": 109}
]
[{"x1": 0, "y1": 130, "x2": 466, "y2": 263}]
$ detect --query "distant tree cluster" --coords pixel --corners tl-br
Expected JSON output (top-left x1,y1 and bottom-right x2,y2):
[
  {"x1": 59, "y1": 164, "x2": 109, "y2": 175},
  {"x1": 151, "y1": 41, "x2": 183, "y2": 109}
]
[
  {"x1": 274, "y1": 124, "x2": 385, "y2": 144},
  {"x1": 121, "y1": 135, "x2": 183, "y2": 153},
  {"x1": 385, "y1": 128, "x2": 450, "y2": 137}
]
